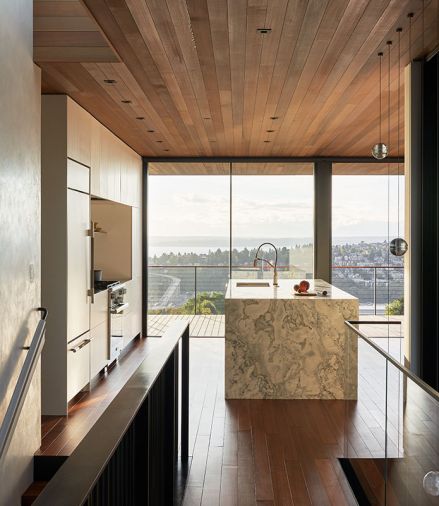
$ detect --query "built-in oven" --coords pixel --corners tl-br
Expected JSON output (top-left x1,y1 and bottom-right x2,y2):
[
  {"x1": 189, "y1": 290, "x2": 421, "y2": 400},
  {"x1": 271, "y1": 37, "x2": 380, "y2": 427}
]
[{"x1": 108, "y1": 282, "x2": 129, "y2": 361}]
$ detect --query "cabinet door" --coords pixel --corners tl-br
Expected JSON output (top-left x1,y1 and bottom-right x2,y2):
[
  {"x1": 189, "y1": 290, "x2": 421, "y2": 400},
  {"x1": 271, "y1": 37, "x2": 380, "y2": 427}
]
[
  {"x1": 90, "y1": 116, "x2": 101, "y2": 197},
  {"x1": 67, "y1": 189, "x2": 91, "y2": 342},
  {"x1": 100, "y1": 127, "x2": 121, "y2": 202},
  {"x1": 121, "y1": 148, "x2": 142, "y2": 207},
  {"x1": 67, "y1": 333, "x2": 90, "y2": 401},
  {"x1": 91, "y1": 289, "x2": 108, "y2": 329},
  {"x1": 90, "y1": 322, "x2": 108, "y2": 378},
  {"x1": 67, "y1": 98, "x2": 91, "y2": 167},
  {"x1": 132, "y1": 207, "x2": 142, "y2": 278}
]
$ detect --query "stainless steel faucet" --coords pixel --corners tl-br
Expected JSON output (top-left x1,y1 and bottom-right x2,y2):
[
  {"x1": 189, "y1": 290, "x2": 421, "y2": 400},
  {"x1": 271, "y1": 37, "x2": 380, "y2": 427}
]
[{"x1": 253, "y1": 242, "x2": 279, "y2": 286}]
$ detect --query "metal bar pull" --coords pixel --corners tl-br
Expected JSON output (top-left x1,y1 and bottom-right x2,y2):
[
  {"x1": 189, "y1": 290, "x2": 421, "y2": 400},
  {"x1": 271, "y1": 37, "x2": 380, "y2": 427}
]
[
  {"x1": 88, "y1": 221, "x2": 95, "y2": 303},
  {"x1": 70, "y1": 338, "x2": 91, "y2": 353},
  {"x1": 111, "y1": 303, "x2": 129, "y2": 314}
]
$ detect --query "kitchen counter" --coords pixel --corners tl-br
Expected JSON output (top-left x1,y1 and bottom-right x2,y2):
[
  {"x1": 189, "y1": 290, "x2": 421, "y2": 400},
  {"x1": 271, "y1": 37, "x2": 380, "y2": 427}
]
[{"x1": 225, "y1": 279, "x2": 359, "y2": 400}]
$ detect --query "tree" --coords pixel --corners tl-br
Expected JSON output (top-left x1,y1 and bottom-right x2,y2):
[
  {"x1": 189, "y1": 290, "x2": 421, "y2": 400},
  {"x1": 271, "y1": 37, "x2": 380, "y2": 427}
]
[{"x1": 385, "y1": 297, "x2": 404, "y2": 316}]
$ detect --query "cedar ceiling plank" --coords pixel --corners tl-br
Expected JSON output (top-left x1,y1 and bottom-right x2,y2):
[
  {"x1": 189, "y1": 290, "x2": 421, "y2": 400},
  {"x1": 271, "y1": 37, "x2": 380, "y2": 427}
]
[
  {"x1": 241, "y1": 0, "x2": 268, "y2": 154},
  {"x1": 34, "y1": 1, "x2": 86, "y2": 18},
  {"x1": 34, "y1": 16, "x2": 98, "y2": 31},
  {"x1": 227, "y1": 0, "x2": 247, "y2": 154},
  {"x1": 34, "y1": 31, "x2": 108, "y2": 47},
  {"x1": 35, "y1": 47, "x2": 119, "y2": 63},
  {"x1": 207, "y1": 0, "x2": 233, "y2": 151}
]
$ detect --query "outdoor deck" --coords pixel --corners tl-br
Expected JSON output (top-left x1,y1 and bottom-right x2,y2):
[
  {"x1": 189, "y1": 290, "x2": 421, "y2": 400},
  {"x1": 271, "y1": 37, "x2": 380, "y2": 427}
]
[
  {"x1": 148, "y1": 314, "x2": 225, "y2": 337},
  {"x1": 147, "y1": 313, "x2": 403, "y2": 339}
]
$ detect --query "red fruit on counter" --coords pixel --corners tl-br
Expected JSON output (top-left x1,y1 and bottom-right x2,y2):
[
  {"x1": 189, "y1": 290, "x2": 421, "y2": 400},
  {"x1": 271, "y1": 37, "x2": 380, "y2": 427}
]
[
  {"x1": 293, "y1": 284, "x2": 300, "y2": 292},
  {"x1": 299, "y1": 280, "x2": 310, "y2": 292}
]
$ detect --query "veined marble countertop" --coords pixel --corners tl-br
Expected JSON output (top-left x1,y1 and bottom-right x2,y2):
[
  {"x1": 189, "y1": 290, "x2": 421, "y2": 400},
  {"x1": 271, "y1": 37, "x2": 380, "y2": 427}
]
[
  {"x1": 225, "y1": 278, "x2": 356, "y2": 300},
  {"x1": 225, "y1": 278, "x2": 359, "y2": 400}
]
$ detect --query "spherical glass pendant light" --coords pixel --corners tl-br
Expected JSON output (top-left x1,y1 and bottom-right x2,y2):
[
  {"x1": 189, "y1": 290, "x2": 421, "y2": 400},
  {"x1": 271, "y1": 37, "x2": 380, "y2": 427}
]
[
  {"x1": 372, "y1": 142, "x2": 388, "y2": 159},
  {"x1": 389, "y1": 30, "x2": 408, "y2": 257},
  {"x1": 423, "y1": 471, "x2": 439, "y2": 496},
  {"x1": 371, "y1": 52, "x2": 388, "y2": 160},
  {"x1": 390, "y1": 237, "x2": 408, "y2": 256}
]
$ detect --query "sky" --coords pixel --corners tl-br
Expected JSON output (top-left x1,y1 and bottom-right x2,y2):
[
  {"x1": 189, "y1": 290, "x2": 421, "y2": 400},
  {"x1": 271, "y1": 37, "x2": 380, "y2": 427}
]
[{"x1": 148, "y1": 174, "x2": 404, "y2": 242}]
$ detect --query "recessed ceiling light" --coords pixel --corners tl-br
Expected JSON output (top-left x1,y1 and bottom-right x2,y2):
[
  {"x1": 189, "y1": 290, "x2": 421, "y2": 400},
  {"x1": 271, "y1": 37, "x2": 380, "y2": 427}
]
[
  {"x1": 257, "y1": 28, "x2": 271, "y2": 34},
  {"x1": 103, "y1": 79, "x2": 117, "y2": 84},
  {"x1": 156, "y1": 140, "x2": 163, "y2": 143},
  {"x1": 203, "y1": 117, "x2": 211, "y2": 120},
  {"x1": 136, "y1": 116, "x2": 145, "y2": 120},
  {"x1": 266, "y1": 129, "x2": 275, "y2": 133},
  {"x1": 270, "y1": 116, "x2": 279, "y2": 120},
  {"x1": 164, "y1": 149, "x2": 170, "y2": 152},
  {"x1": 147, "y1": 129, "x2": 155, "y2": 133},
  {"x1": 264, "y1": 140, "x2": 271, "y2": 143},
  {"x1": 121, "y1": 99, "x2": 131, "y2": 104}
]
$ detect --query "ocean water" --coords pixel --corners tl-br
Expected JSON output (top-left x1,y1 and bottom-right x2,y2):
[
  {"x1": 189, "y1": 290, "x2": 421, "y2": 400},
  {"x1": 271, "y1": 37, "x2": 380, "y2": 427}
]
[{"x1": 148, "y1": 236, "x2": 389, "y2": 257}]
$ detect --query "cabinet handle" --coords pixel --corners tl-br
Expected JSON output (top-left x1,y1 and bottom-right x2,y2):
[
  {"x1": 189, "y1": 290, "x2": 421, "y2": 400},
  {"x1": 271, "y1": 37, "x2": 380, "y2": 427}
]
[
  {"x1": 88, "y1": 221, "x2": 95, "y2": 303},
  {"x1": 69, "y1": 338, "x2": 91, "y2": 353}
]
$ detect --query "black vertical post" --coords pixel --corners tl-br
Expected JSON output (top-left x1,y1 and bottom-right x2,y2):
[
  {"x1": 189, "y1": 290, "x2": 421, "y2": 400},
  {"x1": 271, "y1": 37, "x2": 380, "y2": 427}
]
[
  {"x1": 181, "y1": 323, "x2": 189, "y2": 461},
  {"x1": 142, "y1": 159, "x2": 148, "y2": 337},
  {"x1": 421, "y1": 54, "x2": 439, "y2": 390},
  {"x1": 314, "y1": 161, "x2": 332, "y2": 282}
]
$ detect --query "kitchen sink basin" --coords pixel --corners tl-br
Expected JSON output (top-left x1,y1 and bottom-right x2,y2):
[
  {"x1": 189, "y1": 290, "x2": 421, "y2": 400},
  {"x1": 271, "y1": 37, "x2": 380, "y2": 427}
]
[{"x1": 236, "y1": 281, "x2": 270, "y2": 288}]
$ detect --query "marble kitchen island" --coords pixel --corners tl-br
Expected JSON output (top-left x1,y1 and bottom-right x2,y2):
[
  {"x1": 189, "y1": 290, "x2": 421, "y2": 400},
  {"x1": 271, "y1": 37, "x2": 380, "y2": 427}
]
[{"x1": 225, "y1": 279, "x2": 359, "y2": 400}]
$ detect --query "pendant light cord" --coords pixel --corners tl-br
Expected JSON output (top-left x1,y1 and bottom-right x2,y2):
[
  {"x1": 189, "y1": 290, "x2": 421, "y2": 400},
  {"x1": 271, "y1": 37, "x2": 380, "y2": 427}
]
[
  {"x1": 397, "y1": 28, "x2": 402, "y2": 238},
  {"x1": 378, "y1": 52, "x2": 383, "y2": 142},
  {"x1": 387, "y1": 40, "x2": 391, "y2": 326}
]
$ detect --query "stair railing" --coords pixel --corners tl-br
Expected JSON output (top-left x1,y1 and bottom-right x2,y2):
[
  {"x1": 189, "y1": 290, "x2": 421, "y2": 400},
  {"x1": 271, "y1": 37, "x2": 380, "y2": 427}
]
[{"x1": 0, "y1": 307, "x2": 48, "y2": 462}]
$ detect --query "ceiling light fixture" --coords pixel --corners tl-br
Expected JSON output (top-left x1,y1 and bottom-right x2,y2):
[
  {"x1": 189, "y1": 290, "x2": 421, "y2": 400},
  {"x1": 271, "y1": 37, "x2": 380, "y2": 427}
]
[
  {"x1": 147, "y1": 129, "x2": 155, "y2": 133},
  {"x1": 390, "y1": 28, "x2": 408, "y2": 257},
  {"x1": 270, "y1": 116, "x2": 279, "y2": 120},
  {"x1": 371, "y1": 52, "x2": 388, "y2": 159},
  {"x1": 136, "y1": 116, "x2": 145, "y2": 120},
  {"x1": 266, "y1": 129, "x2": 275, "y2": 133},
  {"x1": 264, "y1": 140, "x2": 271, "y2": 143},
  {"x1": 121, "y1": 99, "x2": 131, "y2": 104},
  {"x1": 103, "y1": 79, "x2": 117, "y2": 84},
  {"x1": 257, "y1": 28, "x2": 272, "y2": 34}
]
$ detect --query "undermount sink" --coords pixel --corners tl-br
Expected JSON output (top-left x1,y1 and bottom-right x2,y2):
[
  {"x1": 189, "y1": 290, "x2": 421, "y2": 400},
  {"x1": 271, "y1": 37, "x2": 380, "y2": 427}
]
[{"x1": 236, "y1": 281, "x2": 270, "y2": 288}]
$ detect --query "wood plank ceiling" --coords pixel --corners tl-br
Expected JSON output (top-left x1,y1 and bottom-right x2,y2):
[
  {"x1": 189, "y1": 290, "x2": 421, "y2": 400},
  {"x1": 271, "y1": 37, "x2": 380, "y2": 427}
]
[{"x1": 35, "y1": 0, "x2": 439, "y2": 158}]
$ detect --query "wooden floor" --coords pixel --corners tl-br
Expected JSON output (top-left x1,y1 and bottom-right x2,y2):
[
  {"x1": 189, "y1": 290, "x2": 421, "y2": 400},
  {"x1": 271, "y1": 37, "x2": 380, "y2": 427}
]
[
  {"x1": 184, "y1": 339, "x2": 358, "y2": 505},
  {"x1": 148, "y1": 314, "x2": 225, "y2": 337},
  {"x1": 38, "y1": 337, "x2": 162, "y2": 457},
  {"x1": 37, "y1": 325, "x2": 438, "y2": 505}
]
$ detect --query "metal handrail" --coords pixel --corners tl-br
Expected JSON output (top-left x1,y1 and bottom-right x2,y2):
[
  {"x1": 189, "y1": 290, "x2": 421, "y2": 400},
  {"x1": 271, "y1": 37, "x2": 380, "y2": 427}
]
[
  {"x1": 149, "y1": 264, "x2": 404, "y2": 268},
  {"x1": 345, "y1": 320, "x2": 439, "y2": 403},
  {"x1": 0, "y1": 307, "x2": 48, "y2": 462}
]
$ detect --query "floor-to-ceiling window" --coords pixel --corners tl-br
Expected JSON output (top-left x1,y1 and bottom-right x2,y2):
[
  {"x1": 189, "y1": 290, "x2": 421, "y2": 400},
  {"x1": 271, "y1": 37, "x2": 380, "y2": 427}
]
[
  {"x1": 146, "y1": 162, "x2": 314, "y2": 337},
  {"x1": 332, "y1": 163, "x2": 405, "y2": 320},
  {"x1": 230, "y1": 163, "x2": 314, "y2": 280},
  {"x1": 147, "y1": 163, "x2": 230, "y2": 337}
]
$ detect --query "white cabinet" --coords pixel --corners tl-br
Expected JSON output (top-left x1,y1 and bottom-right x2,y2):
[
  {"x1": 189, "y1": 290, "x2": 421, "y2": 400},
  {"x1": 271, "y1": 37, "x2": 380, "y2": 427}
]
[
  {"x1": 90, "y1": 322, "x2": 108, "y2": 378},
  {"x1": 42, "y1": 95, "x2": 143, "y2": 415},
  {"x1": 67, "y1": 97, "x2": 91, "y2": 167},
  {"x1": 67, "y1": 189, "x2": 91, "y2": 343},
  {"x1": 91, "y1": 289, "x2": 108, "y2": 329},
  {"x1": 67, "y1": 333, "x2": 91, "y2": 402}
]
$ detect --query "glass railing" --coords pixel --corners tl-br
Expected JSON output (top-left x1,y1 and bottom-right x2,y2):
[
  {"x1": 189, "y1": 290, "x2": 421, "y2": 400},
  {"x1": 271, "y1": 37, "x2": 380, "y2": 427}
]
[
  {"x1": 344, "y1": 320, "x2": 439, "y2": 505},
  {"x1": 333, "y1": 265, "x2": 404, "y2": 315}
]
